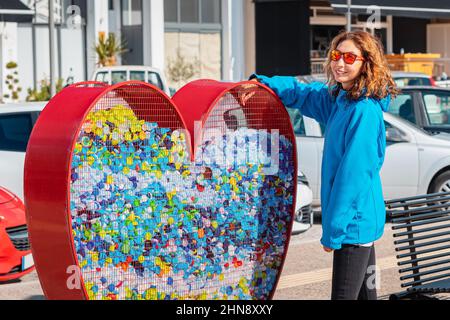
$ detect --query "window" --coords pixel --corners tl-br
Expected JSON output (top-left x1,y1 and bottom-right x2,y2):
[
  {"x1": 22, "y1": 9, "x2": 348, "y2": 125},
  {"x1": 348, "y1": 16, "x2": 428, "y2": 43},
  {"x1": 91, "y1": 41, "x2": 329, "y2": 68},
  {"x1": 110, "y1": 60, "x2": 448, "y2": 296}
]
[
  {"x1": 121, "y1": 0, "x2": 142, "y2": 26},
  {"x1": 201, "y1": 0, "x2": 221, "y2": 24},
  {"x1": 147, "y1": 72, "x2": 163, "y2": 90},
  {"x1": 286, "y1": 108, "x2": 306, "y2": 136},
  {"x1": 181, "y1": 0, "x2": 199, "y2": 23},
  {"x1": 130, "y1": 71, "x2": 145, "y2": 82},
  {"x1": 95, "y1": 71, "x2": 110, "y2": 83},
  {"x1": 164, "y1": 0, "x2": 221, "y2": 29},
  {"x1": 394, "y1": 77, "x2": 431, "y2": 87},
  {"x1": 164, "y1": 0, "x2": 178, "y2": 23},
  {"x1": 389, "y1": 93, "x2": 416, "y2": 124},
  {"x1": 0, "y1": 114, "x2": 33, "y2": 152},
  {"x1": 422, "y1": 91, "x2": 450, "y2": 126},
  {"x1": 111, "y1": 71, "x2": 127, "y2": 84}
]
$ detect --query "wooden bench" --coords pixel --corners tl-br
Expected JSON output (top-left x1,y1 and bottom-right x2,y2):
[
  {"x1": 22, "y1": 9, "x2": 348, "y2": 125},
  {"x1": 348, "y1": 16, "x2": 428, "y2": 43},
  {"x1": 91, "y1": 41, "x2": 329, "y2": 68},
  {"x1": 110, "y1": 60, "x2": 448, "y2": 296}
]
[{"x1": 386, "y1": 191, "x2": 450, "y2": 300}]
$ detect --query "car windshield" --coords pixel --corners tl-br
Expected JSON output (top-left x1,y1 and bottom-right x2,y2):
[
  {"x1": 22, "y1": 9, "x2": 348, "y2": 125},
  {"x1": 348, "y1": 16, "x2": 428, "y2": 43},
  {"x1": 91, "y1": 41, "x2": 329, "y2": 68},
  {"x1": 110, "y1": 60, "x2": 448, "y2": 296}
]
[
  {"x1": 421, "y1": 91, "x2": 450, "y2": 126},
  {"x1": 388, "y1": 93, "x2": 417, "y2": 124},
  {"x1": 95, "y1": 71, "x2": 108, "y2": 83},
  {"x1": 0, "y1": 113, "x2": 33, "y2": 152},
  {"x1": 394, "y1": 77, "x2": 431, "y2": 87},
  {"x1": 111, "y1": 71, "x2": 127, "y2": 84},
  {"x1": 147, "y1": 72, "x2": 163, "y2": 90},
  {"x1": 130, "y1": 71, "x2": 145, "y2": 82}
]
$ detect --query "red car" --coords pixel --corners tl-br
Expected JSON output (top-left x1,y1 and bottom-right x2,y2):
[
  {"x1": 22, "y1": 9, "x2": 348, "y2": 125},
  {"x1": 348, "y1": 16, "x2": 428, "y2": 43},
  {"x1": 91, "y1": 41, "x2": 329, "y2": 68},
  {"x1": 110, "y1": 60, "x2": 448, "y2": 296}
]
[{"x1": 0, "y1": 186, "x2": 34, "y2": 282}]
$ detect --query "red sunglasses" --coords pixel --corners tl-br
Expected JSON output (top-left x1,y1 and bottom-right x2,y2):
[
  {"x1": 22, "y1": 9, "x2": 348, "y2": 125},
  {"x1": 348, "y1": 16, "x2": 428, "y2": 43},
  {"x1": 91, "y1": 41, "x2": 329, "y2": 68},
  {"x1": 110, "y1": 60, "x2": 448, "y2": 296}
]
[{"x1": 330, "y1": 49, "x2": 365, "y2": 64}]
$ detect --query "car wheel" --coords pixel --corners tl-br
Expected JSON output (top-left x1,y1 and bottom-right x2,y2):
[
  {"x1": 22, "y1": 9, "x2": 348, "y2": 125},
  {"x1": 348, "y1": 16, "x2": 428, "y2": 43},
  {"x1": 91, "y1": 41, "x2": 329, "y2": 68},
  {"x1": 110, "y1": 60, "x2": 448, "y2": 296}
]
[{"x1": 429, "y1": 171, "x2": 450, "y2": 194}]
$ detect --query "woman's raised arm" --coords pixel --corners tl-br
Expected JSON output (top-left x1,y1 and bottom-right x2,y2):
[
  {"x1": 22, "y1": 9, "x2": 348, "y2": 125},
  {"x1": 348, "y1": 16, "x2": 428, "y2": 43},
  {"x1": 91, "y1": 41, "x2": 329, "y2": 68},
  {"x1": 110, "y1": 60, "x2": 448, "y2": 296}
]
[{"x1": 250, "y1": 74, "x2": 334, "y2": 125}]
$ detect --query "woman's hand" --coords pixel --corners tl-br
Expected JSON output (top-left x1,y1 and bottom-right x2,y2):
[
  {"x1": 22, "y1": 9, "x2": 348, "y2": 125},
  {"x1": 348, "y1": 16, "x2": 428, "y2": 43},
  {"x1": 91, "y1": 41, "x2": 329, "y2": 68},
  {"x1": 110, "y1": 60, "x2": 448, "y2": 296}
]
[{"x1": 323, "y1": 246, "x2": 333, "y2": 253}]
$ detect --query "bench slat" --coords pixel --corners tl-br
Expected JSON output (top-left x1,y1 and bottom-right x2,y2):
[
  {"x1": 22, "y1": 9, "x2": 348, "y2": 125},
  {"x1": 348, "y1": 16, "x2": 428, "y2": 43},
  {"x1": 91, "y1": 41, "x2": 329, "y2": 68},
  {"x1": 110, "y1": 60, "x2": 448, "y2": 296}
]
[
  {"x1": 402, "y1": 271, "x2": 450, "y2": 288},
  {"x1": 401, "y1": 266, "x2": 450, "y2": 281},
  {"x1": 396, "y1": 237, "x2": 450, "y2": 252},
  {"x1": 399, "y1": 258, "x2": 450, "y2": 273},
  {"x1": 394, "y1": 231, "x2": 450, "y2": 245},
  {"x1": 408, "y1": 278, "x2": 450, "y2": 293},
  {"x1": 385, "y1": 191, "x2": 450, "y2": 206},
  {"x1": 398, "y1": 251, "x2": 450, "y2": 266},
  {"x1": 387, "y1": 194, "x2": 450, "y2": 207},
  {"x1": 397, "y1": 244, "x2": 450, "y2": 259},
  {"x1": 391, "y1": 209, "x2": 450, "y2": 224},
  {"x1": 394, "y1": 223, "x2": 450, "y2": 238},
  {"x1": 392, "y1": 215, "x2": 450, "y2": 230}
]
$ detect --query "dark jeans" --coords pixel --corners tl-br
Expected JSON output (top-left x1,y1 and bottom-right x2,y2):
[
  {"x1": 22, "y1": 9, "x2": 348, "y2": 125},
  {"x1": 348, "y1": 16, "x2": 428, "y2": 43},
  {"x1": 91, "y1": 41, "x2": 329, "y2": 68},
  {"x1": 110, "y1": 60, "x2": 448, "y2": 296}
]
[{"x1": 331, "y1": 244, "x2": 378, "y2": 300}]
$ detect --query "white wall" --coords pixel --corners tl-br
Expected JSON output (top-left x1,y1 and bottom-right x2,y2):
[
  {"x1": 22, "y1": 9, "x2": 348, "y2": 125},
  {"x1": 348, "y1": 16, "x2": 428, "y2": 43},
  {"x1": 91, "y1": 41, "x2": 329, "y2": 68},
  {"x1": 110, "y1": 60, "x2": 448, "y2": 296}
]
[
  {"x1": 221, "y1": 0, "x2": 246, "y2": 81},
  {"x1": 427, "y1": 23, "x2": 450, "y2": 76},
  {"x1": 244, "y1": 0, "x2": 256, "y2": 77},
  {"x1": 60, "y1": 27, "x2": 86, "y2": 83},
  {"x1": 231, "y1": 0, "x2": 245, "y2": 81},
  {"x1": 16, "y1": 25, "x2": 34, "y2": 101},
  {"x1": 13, "y1": 23, "x2": 85, "y2": 102},
  {"x1": 143, "y1": 0, "x2": 165, "y2": 71},
  {"x1": 86, "y1": 0, "x2": 109, "y2": 79},
  {"x1": 109, "y1": 0, "x2": 122, "y2": 65},
  {"x1": 0, "y1": 23, "x2": 18, "y2": 102}
]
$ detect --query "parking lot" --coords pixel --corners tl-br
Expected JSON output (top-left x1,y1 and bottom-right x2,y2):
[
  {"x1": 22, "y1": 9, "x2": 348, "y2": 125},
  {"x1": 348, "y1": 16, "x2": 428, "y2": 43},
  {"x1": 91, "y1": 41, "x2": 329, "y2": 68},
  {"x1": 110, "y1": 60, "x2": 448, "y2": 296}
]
[{"x1": 3, "y1": 216, "x2": 449, "y2": 300}]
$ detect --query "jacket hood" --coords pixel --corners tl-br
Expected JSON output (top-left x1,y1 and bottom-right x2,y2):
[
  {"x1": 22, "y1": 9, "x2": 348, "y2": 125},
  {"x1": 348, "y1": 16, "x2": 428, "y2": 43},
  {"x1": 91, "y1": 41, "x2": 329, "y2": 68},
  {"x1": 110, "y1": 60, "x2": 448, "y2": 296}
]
[{"x1": 376, "y1": 94, "x2": 391, "y2": 112}]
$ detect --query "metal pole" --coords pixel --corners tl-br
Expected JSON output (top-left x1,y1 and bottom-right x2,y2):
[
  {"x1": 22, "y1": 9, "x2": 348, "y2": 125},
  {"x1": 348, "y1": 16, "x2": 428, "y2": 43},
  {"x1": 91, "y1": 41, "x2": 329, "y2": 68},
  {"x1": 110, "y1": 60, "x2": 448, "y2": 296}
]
[
  {"x1": 32, "y1": 1, "x2": 37, "y2": 91},
  {"x1": 49, "y1": 0, "x2": 56, "y2": 97},
  {"x1": 346, "y1": 0, "x2": 352, "y2": 32}
]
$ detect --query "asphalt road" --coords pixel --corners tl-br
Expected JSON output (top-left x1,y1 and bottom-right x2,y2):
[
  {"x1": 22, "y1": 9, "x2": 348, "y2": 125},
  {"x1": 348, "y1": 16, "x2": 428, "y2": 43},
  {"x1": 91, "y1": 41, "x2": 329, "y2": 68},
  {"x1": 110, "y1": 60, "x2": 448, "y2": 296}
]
[{"x1": 1, "y1": 218, "x2": 449, "y2": 300}]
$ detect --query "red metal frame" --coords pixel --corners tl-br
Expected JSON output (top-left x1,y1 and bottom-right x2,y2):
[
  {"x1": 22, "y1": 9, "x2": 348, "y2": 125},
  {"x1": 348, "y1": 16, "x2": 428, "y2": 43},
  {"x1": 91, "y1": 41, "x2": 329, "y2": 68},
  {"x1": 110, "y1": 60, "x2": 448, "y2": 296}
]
[
  {"x1": 25, "y1": 79, "x2": 297, "y2": 300},
  {"x1": 173, "y1": 80, "x2": 298, "y2": 300},
  {"x1": 25, "y1": 81, "x2": 181, "y2": 299}
]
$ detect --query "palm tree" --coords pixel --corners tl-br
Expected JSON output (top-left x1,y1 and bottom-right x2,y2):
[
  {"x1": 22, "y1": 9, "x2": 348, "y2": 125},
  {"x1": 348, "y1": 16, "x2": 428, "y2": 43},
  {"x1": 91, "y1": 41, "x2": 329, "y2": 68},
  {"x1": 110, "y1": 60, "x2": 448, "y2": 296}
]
[{"x1": 95, "y1": 32, "x2": 127, "y2": 67}]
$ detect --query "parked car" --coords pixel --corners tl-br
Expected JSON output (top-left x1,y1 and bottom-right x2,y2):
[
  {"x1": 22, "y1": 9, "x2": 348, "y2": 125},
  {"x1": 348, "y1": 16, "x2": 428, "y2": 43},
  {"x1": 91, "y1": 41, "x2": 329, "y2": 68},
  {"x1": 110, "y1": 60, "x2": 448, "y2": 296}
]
[
  {"x1": 292, "y1": 171, "x2": 314, "y2": 235},
  {"x1": 391, "y1": 71, "x2": 436, "y2": 87},
  {"x1": 0, "y1": 186, "x2": 34, "y2": 282},
  {"x1": 288, "y1": 107, "x2": 450, "y2": 207},
  {"x1": 389, "y1": 86, "x2": 450, "y2": 134},
  {"x1": 92, "y1": 65, "x2": 172, "y2": 96},
  {"x1": 0, "y1": 103, "x2": 46, "y2": 200}
]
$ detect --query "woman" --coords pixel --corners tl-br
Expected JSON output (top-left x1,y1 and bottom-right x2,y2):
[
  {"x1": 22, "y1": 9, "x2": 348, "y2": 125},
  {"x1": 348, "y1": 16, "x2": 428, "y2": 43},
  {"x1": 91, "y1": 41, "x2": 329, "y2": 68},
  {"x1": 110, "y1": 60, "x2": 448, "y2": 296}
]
[{"x1": 250, "y1": 31, "x2": 398, "y2": 300}]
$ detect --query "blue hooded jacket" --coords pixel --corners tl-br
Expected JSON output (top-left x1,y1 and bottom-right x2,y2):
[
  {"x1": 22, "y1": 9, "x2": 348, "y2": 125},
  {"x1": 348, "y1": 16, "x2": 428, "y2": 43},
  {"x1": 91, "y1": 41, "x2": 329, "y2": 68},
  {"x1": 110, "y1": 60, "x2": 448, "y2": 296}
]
[{"x1": 253, "y1": 75, "x2": 390, "y2": 250}]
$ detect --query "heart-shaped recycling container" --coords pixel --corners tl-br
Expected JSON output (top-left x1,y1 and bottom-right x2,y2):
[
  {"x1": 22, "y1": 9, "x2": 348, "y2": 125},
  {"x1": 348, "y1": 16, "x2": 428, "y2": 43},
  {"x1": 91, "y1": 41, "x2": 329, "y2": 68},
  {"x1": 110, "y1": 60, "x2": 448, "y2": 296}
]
[{"x1": 24, "y1": 80, "x2": 297, "y2": 300}]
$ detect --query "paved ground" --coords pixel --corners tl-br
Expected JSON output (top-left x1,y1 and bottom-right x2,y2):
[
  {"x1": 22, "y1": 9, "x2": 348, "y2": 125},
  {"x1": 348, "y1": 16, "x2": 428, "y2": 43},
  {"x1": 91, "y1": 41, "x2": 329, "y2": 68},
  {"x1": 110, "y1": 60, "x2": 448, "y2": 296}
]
[
  {"x1": 0, "y1": 216, "x2": 448, "y2": 300},
  {"x1": 273, "y1": 221, "x2": 400, "y2": 300}
]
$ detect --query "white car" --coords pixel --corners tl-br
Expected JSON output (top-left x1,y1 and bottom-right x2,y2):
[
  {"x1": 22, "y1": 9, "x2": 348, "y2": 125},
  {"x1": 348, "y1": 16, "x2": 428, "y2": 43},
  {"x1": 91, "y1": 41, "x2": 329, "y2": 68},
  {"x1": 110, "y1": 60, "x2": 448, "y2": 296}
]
[
  {"x1": 288, "y1": 107, "x2": 450, "y2": 207},
  {"x1": 292, "y1": 171, "x2": 314, "y2": 235},
  {"x1": 0, "y1": 102, "x2": 46, "y2": 199},
  {"x1": 391, "y1": 71, "x2": 435, "y2": 87},
  {"x1": 92, "y1": 65, "x2": 172, "y2": 96}
]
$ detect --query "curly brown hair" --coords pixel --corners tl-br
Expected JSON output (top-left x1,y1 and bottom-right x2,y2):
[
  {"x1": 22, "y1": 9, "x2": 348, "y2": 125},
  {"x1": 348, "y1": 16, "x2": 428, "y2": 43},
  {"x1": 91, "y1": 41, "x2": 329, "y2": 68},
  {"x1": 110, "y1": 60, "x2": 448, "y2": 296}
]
[{"x1": 323, "y1": 30, "x2": 399, "y2": 100}]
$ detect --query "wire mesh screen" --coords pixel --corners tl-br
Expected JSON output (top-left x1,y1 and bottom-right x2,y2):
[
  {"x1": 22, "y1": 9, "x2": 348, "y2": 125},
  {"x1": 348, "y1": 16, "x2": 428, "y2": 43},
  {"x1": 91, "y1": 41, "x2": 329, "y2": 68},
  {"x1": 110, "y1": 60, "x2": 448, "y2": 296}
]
[
  {"x1": 69, "y1": 82, "x2": 295, "y2": 300},
  {"x1": 193, "y1": 83, "x2": 296, "y2": 299}
]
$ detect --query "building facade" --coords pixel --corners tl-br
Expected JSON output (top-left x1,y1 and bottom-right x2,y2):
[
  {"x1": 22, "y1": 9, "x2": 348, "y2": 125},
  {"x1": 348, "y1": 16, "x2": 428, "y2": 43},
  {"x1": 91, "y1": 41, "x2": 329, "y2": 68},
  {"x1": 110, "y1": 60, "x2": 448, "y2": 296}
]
[
  {"x1": 1, "y1": 0, "x2": 253, "y2": 102},
  {"x1": 4, "y1": 0, "x2": 450, "y2": 102}
]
